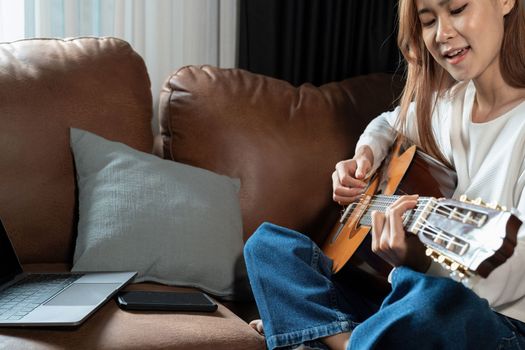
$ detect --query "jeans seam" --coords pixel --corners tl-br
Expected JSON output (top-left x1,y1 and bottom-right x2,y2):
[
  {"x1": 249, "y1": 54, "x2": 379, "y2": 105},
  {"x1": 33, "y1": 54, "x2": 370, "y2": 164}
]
[
  {"x1": 497, "y1": 333, "x2": 520, "y2": 350},
  {"x1": 500, "y1": 314, "x2": 519, "y2": 332},
  {"x1": 267, "y1": 320, "x2": 353, "y2": 350},
  {"x1": 312, "y1": 245, "x2": 355, "y2": 324},
  {"x1": 310, "y1": 245, "x2": 321, "y2": 270}
]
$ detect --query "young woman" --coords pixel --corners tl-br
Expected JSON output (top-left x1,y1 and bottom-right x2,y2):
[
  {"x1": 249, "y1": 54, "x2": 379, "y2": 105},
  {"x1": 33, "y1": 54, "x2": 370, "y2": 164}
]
[{"x1": 244, "y1": 0, "x2": 525, "y2": 349}]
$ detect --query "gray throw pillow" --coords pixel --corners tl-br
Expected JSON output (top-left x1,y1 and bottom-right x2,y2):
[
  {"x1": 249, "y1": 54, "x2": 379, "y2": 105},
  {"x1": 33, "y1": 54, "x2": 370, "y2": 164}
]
[{"x1": 70, "y1": 128, "x2": 245, "y2": 298}]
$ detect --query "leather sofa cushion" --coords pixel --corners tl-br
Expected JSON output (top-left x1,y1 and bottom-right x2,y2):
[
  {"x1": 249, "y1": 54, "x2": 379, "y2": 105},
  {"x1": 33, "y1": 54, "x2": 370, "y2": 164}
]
[
  {"x1": 0, "y1": 37, "x2": 153, "y2": 264},
  {"x1": 156, "y1": 65, "x2": 403, "y2": 243}
]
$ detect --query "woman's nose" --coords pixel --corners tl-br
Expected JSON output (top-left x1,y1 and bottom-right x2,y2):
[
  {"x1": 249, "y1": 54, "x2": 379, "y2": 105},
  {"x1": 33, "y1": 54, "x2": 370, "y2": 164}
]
[{"x1": 436, "y1": 18, "x2": 456, "y2": 43}]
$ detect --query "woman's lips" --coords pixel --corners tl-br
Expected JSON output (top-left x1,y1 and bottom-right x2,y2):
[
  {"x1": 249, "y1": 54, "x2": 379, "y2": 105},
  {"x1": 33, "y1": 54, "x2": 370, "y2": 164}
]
[{"x1": 444, "y1": 47, "x2": 470, "y2": 65}]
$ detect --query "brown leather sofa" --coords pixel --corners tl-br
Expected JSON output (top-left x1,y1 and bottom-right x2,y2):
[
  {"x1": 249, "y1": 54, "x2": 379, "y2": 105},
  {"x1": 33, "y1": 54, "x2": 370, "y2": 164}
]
[{"x1": 0, "y1": 37, "x2": 402, "y2": 349}]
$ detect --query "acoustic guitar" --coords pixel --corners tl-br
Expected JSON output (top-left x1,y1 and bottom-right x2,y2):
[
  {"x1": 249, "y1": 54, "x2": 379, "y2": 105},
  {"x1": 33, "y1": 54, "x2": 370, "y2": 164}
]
[{"x1": 322, "y1": 139, "x2": 521, "y2": 279}]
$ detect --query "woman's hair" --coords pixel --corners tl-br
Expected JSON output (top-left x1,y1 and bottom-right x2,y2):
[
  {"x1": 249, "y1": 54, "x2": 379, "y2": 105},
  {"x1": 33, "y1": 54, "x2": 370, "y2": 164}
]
[{"x1": 396, "y1": 0, "x2": 525, "y2": 167}]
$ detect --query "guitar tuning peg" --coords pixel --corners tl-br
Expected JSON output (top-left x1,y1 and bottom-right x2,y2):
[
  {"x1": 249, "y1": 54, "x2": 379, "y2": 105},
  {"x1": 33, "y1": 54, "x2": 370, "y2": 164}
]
[
  {"x1": 487, "y1": 202, "x2": 498, "y2": 209},
  {"x1": 424, "y1": 249, "x2": 471, "y2": 280},
  {"x1": 450, "y1": 262, "x2": 460, "y2": 271},
  {"x1": 473, "y1": 197, "x2": 485, "y2": 205},
  {"x1": 459, "y1": 195, "x2": 488, "y2": 206},
  {"x1": 425, "y1": 248, "x2": 439, "y2": 260},
  {"x1": 486, "y1": 202, "x2": 507, "y2": 211}
]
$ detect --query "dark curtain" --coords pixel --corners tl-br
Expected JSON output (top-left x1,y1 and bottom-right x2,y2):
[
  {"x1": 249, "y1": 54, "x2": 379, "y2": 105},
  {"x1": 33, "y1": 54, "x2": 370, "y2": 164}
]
[{"x1": 238, "y1": 0, "x2": 401, "y2": 86}]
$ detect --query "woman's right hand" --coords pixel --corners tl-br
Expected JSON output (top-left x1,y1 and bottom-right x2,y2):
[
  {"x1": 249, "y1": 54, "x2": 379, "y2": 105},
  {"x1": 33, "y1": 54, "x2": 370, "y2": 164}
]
[{"x1": 332, "y1": 145, "x2": 374, "y2": 205}]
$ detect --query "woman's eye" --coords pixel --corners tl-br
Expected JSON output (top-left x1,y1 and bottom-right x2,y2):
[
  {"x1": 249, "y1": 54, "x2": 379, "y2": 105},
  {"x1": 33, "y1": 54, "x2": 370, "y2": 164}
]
[
  {"x1": 421, "y1": 19, "x2": 436, "y2": 27},
  {"x1": 450, "y1": 4, "x2": 468, "y2": 15}
]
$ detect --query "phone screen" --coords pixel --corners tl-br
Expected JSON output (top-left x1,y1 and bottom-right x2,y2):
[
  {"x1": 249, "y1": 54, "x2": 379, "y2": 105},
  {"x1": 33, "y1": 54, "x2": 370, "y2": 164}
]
[{"x1": 117, "y1": 291, "x2": 218, "y2": 312}]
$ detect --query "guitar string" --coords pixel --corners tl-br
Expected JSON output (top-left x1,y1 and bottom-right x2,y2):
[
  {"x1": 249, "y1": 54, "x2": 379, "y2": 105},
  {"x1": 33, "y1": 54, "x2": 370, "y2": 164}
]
[
  {"x1": 341, "y1": 206, "x2": 470, "y2": 253},
  {"x1": 338, "y1": 202, "x2": 471, "y2": 263},
  {"x1": 344, "y1": 199, "x2": 480, "y2": 224},
  {"x1": 348, "y1": 196, "x2": 483, "y2": 225},
  {"x1": 353, "y1": 194, "x2": 493, "y2": 213},
  {"x1": 340, "y1": 197, "x2": 472, "y2": 260},
  {"x1": 345, "y1": 206, "x2": 470, "y2": 250},
  {"x1": 342, "y1": 197, "x2": 433, "y2": 212},
  {"x1": 362, "y1": 207, "x2": 469, "y2": 250},
  {"x1": 363, "y1": 204, "x2": 470, "y2": 221},
  {"x1": 349, "y1": 202, "x2": 477, "y2": 225},
  {"x1": 414, "y1": 217, "x2": 468, "y2": 250}
]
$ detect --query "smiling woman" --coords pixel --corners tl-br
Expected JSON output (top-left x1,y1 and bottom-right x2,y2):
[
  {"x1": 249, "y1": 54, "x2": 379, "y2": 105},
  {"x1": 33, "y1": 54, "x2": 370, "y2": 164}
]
[{"x1": 417, "y1": 0, "x2": 508, "y2": 84}]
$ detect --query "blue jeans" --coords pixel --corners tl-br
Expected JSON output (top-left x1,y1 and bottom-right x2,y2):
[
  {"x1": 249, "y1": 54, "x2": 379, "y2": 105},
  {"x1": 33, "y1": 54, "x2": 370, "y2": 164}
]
[{"x1": 244, "y1": 222, "x2": 525, "y2": 350}]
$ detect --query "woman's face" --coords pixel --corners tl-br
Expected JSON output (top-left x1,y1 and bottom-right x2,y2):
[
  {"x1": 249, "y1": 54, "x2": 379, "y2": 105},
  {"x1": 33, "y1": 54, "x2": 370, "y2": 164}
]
[{"x1": 415, "y1": 0, "x2": 514, "y2": 82}]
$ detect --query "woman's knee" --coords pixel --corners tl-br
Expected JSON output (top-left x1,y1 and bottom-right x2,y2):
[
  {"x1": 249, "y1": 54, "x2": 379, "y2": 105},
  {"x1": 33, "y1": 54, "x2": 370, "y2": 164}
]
[
  {"x1": 245, "y1": 222, "x2": 278, "y2": 258},
  {"x1": 391, "y1": 268, "x2": 492, "y2": 324},
  {"x1": 244, "y1": 222, "x2": 313, "y2": 263}
]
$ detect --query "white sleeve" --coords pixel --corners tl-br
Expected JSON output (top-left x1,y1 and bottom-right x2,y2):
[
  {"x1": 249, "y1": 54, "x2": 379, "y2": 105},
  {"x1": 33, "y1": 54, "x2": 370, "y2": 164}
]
[{"x1": 354, "y1": 107, "x2": 399, "y2": 173}]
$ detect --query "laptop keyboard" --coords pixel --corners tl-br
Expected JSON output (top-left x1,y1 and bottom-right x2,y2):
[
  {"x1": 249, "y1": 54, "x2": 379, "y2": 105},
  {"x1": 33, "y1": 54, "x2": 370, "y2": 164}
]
[{"x1": 0, "y1": 274, "x2": 82, "y2": 321}]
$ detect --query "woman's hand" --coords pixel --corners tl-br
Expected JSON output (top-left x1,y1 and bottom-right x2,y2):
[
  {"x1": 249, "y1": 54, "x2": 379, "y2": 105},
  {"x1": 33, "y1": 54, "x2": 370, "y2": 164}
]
[
  {"x1": 370, "y1": 195, "x2": 431, "y2": 272},
  {"x1": 332, "y1": 145, "x2": 374, "y2": 205}
]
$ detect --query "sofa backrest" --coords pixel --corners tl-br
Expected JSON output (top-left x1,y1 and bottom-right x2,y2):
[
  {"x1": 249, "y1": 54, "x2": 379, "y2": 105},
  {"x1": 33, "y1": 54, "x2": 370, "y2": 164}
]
[
  {"x1": 155, "y1": 65, "x2": 403, "y2": 244},
  {"x1": 0, "y1": 37, "x2": 153, "y2": 264}
]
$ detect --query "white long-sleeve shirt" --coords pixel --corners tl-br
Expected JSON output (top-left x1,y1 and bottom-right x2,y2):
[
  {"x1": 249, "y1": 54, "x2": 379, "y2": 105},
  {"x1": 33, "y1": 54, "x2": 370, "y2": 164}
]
[{"x1": 356, "y1": 81, "x2": 525, "y2": 322}]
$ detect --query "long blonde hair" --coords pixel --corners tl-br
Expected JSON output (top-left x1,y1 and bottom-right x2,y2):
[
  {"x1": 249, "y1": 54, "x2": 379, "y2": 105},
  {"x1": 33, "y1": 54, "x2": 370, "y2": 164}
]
[{"x1": 396, "y1": 0, "x2": 525, "y2": 167}]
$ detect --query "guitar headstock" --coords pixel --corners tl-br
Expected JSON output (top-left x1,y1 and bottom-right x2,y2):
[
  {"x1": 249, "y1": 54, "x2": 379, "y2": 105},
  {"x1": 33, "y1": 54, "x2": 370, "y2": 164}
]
[{"x1": 408, "y1": 195, "x2": 521, "y2": 279}]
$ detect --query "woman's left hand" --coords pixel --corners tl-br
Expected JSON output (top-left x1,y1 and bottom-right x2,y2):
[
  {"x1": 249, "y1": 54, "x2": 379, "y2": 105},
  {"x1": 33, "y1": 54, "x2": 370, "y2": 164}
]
[{"x1": 370, "y1": 194, "x2": 431, "y2": 272}]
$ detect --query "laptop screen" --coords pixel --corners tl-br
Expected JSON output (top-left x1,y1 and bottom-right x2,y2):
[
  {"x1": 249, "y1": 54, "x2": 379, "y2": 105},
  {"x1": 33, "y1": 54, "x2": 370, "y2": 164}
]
[{"x1": 0, "y1": 219, "x2": 23, "y2": 286}]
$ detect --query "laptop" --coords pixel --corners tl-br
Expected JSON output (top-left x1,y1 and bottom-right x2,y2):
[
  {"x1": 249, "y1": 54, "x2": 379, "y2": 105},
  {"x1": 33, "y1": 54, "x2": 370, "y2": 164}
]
[{"x1": 0, "y1": 219, "x2": 136, "y2": 326}]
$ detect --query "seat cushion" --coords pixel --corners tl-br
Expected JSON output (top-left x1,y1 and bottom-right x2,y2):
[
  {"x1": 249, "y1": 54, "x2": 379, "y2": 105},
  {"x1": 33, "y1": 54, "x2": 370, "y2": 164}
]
[{"x1": 0, "y1": 265, "x2": 265, "y2": 350}]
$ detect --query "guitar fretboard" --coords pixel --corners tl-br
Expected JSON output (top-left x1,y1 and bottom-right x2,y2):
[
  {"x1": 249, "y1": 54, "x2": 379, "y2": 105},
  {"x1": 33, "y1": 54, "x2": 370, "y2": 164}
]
[
  {"x1": 340, "y1": 194, "x2": 490, "y2": 258},
  {"x1": 343, "y1": 194, "x2": 433, "y2": 228}
]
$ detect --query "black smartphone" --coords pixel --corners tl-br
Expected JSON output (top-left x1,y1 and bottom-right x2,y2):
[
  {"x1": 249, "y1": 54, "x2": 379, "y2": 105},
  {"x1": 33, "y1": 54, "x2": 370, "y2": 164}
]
[{"x1": 116, "y1": 291, "x2": 218, "y2": 312}]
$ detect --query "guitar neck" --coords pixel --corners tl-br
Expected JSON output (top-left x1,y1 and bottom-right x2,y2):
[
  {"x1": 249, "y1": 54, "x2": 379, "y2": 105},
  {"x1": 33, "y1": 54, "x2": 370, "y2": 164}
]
[{"x1": 346, "y1": 194, "x2": 434, "y2": 229}]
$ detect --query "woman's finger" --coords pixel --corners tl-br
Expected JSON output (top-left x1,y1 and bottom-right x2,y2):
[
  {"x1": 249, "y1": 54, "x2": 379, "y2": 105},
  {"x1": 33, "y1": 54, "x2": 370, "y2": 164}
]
[
  {"x1": 371, "y1": 210, "x2": 385, "y2": 253},
  {"x1": 388, "y1": 195, "x2": 418, "y2": 250},
  {"x1": 335, "y1": 160, "x2": 367, "y2": 188}
]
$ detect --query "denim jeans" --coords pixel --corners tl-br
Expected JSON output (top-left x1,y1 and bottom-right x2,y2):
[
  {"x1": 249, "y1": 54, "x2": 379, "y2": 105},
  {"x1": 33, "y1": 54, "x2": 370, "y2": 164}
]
[{"x1": 244, "y1": 222, "x2": 525, "y2": 350}]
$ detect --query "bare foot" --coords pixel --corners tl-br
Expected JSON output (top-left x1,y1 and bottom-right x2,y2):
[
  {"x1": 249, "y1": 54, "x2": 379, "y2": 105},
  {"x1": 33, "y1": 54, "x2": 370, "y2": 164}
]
[{"x1": 249, "y1": 319, "x2": 264, "y2": 335}]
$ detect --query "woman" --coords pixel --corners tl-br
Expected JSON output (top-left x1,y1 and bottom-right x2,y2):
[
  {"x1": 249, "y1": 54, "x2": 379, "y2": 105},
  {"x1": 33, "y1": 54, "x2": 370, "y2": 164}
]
[{"x1": 244, "y1": 0, "x2": 525, "y2": 349}]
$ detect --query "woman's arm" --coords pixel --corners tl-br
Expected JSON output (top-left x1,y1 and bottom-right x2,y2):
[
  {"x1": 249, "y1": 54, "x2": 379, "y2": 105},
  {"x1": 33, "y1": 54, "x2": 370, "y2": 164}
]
[
  {"x1": 332, "y1": 107, "x2": 401, "y2": 205},
  {"x1": 354, "y1": 107, "x2": 400, "y2": 174}
]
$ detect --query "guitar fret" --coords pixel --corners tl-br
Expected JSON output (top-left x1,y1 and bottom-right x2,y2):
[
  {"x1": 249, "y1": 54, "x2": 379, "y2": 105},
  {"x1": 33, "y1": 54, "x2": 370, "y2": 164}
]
[{"x1": 358, "y1": 195, "x2": 429, "y2": 228}]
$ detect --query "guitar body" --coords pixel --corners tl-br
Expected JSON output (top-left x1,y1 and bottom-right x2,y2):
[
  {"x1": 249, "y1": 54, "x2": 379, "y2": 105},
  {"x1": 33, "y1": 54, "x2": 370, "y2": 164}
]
[{"x1": 323, "y1": 140, "x2": 457, "y2": 273}]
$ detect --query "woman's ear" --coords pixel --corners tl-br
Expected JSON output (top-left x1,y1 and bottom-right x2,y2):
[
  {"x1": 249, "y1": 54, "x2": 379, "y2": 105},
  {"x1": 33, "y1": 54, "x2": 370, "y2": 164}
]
[{"x1": 500, "y1": 0, "x2": 516, "y2": 16}]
